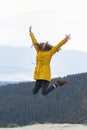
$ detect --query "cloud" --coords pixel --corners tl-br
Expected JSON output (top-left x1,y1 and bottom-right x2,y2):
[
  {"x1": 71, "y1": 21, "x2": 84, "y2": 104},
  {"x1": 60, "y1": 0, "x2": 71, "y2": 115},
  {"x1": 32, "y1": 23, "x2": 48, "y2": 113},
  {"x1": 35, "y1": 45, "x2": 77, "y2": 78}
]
[{"x1": 0, "y1": 0, "x2": 87, "y2": 51}]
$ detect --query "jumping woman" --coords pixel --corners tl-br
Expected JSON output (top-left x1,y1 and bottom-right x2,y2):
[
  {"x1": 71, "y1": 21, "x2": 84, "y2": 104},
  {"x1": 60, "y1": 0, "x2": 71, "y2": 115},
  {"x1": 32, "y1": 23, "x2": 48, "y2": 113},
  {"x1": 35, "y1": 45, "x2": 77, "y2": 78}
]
[{"x1": 29, "y1": 26, "x2": 71, "y2": 95}]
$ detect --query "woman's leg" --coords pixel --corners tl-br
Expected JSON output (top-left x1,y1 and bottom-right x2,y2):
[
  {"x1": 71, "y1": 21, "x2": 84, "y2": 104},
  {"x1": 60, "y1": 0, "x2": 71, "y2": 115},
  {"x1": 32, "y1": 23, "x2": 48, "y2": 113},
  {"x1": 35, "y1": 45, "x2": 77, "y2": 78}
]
[
  {"x1": 32, "y1": 80, "x2": 42, "y2": 94},
  {"x1": 41, "y1": 79, "x2": 68, "y2": 95},
  {"x1": 42, "y1": 80, "x2": 55, "y2": 95}
]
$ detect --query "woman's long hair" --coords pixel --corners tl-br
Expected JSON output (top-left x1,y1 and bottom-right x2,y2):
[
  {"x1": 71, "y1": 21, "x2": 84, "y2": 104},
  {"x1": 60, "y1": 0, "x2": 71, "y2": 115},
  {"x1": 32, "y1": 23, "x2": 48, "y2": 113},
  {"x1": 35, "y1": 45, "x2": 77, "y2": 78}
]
[{"x1": 32, "y1": 42, "x2": 53, "y2": 51}]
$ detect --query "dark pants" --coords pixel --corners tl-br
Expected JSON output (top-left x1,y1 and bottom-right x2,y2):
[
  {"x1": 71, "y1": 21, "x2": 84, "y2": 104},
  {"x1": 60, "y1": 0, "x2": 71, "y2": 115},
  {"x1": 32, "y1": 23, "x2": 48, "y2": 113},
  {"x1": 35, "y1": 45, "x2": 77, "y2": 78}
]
[{"x1": 32, "y1": 80, "x2": 55, "y2": 95}]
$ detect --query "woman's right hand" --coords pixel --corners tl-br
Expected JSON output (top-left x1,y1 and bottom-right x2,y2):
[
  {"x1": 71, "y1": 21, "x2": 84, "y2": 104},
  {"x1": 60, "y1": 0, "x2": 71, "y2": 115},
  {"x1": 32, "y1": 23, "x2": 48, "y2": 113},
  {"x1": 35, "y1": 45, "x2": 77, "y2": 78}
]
[{"x1": 29, "y1": 26, "x2": 32, "y2": 33}]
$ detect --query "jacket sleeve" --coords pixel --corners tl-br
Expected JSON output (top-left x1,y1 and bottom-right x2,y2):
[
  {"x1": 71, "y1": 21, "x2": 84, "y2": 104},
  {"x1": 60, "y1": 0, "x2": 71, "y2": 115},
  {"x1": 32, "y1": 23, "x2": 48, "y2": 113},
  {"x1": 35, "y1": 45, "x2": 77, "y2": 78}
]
[
  {"x1": 29, "y1": 32, "x2": 39, "y2": 52},
  {"x1": 50, "y1": 38, "x2": 68, "y2": 55}
]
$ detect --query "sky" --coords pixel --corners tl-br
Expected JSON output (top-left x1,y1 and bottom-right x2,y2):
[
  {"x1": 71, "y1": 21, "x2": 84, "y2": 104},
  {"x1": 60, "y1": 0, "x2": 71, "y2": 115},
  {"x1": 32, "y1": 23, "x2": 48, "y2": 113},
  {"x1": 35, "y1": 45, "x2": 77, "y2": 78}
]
[{"x1": 0, "y1": 0, "x2": 87, "y2": 52}]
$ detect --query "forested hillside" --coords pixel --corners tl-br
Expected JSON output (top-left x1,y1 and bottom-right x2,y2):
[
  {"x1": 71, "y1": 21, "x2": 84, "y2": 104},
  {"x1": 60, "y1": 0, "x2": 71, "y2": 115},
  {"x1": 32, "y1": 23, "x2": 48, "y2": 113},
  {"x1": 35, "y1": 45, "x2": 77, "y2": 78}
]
[{"x1": 0, "y1": 73, "x2": 87, "y2": 127}]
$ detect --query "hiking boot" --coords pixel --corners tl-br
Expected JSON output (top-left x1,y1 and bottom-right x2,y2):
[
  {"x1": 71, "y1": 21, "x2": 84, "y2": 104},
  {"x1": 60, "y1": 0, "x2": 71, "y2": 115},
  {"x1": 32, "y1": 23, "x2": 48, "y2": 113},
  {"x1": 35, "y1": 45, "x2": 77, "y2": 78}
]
[{"x1": 56, "y1": 79, "x2": 68, "y2": 87}]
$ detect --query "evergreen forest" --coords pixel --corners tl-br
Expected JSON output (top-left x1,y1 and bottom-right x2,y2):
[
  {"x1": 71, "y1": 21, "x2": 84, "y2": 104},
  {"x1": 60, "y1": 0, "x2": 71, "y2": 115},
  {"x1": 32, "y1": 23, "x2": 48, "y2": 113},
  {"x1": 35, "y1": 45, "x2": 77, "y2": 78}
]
[{"x1": 0, "y1": 73, "x2": 87, "y2": 127}]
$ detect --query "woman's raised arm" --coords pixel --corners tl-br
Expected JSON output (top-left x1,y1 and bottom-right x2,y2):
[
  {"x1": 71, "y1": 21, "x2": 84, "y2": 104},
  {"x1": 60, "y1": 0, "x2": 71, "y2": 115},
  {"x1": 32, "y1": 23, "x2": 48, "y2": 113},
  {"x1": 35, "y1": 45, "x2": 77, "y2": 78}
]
[{"x1": 29, "y1": 26, "x2": 39, "y2": 52}]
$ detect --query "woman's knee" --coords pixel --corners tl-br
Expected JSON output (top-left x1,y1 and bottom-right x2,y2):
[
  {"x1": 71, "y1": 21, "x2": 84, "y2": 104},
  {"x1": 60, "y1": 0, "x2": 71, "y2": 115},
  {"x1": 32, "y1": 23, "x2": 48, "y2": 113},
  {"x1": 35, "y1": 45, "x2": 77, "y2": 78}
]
[{"x1": 42, "y1": 90, "x2": 47, "y2": 95}]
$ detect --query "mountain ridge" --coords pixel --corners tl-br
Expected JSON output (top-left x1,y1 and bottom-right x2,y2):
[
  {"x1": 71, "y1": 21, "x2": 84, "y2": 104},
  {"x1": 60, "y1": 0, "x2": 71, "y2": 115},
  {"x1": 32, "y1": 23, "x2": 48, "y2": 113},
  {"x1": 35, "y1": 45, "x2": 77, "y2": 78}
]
[
  {"x1": 0, "y1": 72, "x2": 87, "y2": 127},
  {"x1": 0, "y1": 46, "x2": 87, "y2": 81}
]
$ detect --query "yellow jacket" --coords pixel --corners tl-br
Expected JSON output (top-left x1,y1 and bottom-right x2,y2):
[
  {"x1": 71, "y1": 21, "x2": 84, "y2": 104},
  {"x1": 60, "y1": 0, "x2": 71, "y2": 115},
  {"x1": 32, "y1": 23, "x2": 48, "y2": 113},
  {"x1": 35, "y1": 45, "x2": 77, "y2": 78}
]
[{"x1": 30, "y1": 32, "x2": 68, "y2": 82}]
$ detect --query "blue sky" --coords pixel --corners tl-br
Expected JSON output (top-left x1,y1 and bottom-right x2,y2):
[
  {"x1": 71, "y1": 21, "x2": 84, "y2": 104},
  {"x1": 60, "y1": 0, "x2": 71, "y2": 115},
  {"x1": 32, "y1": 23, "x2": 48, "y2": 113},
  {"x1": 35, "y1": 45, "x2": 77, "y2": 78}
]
[{"x1": 0, "y1": 0, "x2": 87, "y2": 52}]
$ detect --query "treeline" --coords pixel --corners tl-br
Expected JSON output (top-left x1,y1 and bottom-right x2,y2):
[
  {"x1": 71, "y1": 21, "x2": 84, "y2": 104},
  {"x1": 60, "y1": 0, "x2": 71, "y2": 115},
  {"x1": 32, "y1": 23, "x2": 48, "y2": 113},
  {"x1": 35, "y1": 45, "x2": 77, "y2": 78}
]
[{"x1": 0, "y1": 73, "x2": 87, "y2": 127}]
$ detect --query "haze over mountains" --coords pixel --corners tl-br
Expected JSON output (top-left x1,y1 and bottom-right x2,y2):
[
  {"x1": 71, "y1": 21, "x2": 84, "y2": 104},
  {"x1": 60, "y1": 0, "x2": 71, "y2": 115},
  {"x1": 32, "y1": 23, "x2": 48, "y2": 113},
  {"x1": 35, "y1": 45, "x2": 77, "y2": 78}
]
[{"x1": 0, "y1": 46, "x2": 87, "y2": 81}]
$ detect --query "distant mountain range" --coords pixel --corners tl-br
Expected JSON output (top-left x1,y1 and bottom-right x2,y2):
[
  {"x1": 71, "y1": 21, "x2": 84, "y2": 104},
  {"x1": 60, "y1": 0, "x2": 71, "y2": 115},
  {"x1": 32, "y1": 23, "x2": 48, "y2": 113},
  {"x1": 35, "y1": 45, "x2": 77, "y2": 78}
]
[{"x1": 0, "y1": 46, "x2": 87, "y2": 81}]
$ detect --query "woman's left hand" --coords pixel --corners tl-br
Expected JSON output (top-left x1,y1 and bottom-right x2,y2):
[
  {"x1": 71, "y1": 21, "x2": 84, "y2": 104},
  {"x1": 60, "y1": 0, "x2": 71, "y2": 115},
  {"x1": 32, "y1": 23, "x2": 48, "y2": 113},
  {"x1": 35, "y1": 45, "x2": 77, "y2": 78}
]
[{"x1": 65, "y1": 34, "x2": 71, "y2": 40}]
